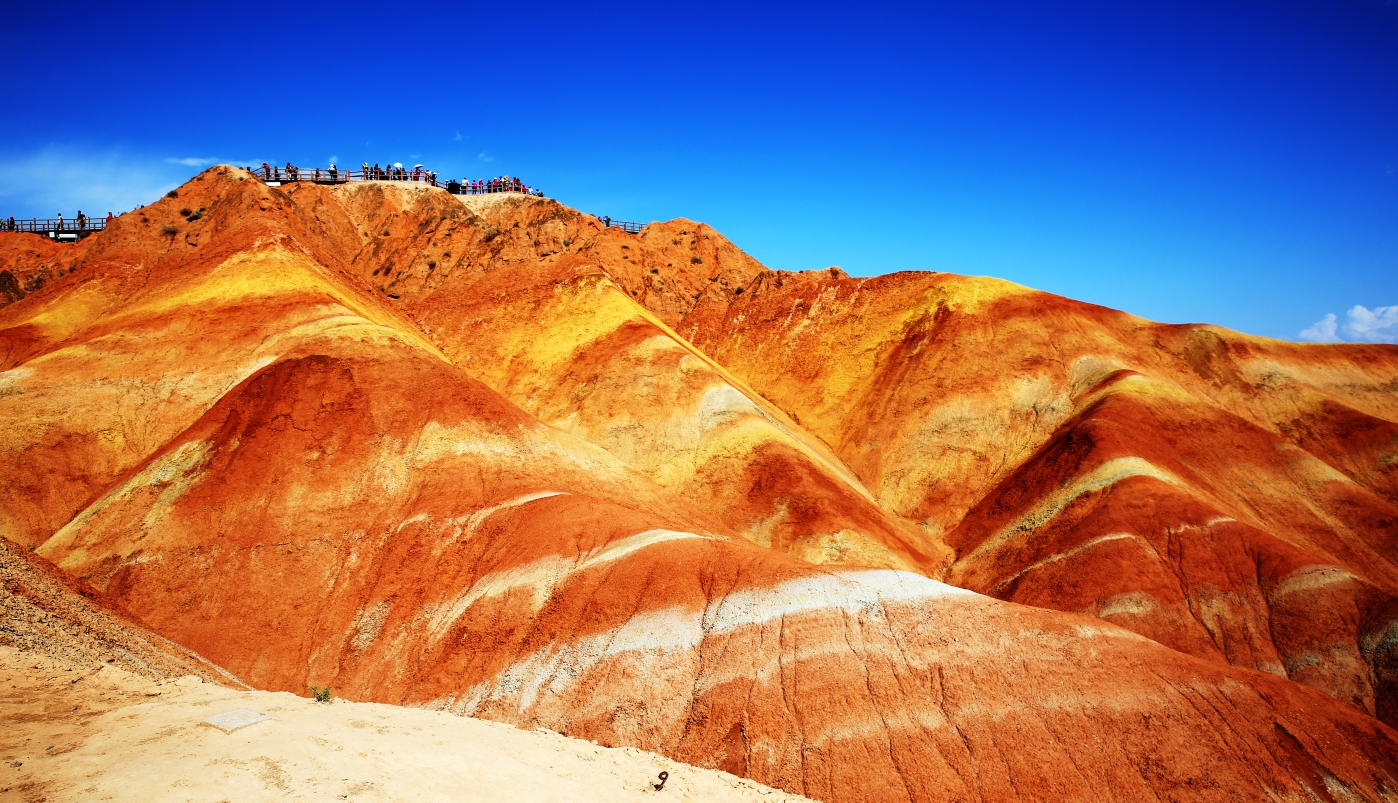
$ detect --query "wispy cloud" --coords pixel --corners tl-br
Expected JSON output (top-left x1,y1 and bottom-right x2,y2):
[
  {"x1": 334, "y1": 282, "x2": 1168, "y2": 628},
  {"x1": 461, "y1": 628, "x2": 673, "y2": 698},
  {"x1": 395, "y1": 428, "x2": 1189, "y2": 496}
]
[
  {"x1": 1299, "y1": 305, "x2": 1398, "y2": 344},
  {"x1": 477, "y1": 152, "x2": 494, "y2": 163},
  {"x1": 165, "y1": 156, "x2": 219, "y2": 167},
  {"x1": 453, "y1": 131, "x2": 463, "y2": 142},
  {"x1": 0, "y1": 146, "x2": 200, "y2": 216}
]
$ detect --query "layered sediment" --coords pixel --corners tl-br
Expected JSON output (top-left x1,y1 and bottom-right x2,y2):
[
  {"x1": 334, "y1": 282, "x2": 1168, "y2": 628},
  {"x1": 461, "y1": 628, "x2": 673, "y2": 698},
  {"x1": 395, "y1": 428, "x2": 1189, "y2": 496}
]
[{"x1": 2, "y1": 166, "x2": 1396, "y2": 802}]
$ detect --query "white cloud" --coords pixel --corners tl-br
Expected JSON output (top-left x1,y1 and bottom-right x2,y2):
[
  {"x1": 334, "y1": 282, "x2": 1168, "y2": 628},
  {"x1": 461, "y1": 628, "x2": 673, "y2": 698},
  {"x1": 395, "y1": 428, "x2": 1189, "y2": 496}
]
[
  {"x1": 477, "y1": 152, "x2": 494, "y2": 163},
  {"x1": 1299, "y1": 313, "x2": 1339, "y2": 343},
  {"x1": 1299, "y1": 306, "x2": 1398, "y2": 344},
  {"x1": 1342, "y1": 304, "x2": 1398, "y2": 343},
  {"x1": 0, "y1": 146, "x2": 190, "y2": 216},
  {"x1": 165, "y1": 156, "x2": 219, "y2": 167},
  {"x1": 453, "y1": 131, "x2": 462, "y2": 141}
]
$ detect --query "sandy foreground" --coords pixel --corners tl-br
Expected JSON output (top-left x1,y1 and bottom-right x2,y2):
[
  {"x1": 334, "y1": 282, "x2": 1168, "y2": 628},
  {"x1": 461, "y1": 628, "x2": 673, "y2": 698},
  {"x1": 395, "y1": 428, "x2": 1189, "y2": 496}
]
[{"x1": 0, "y1": 647, "x2": 809, "y2": 803}]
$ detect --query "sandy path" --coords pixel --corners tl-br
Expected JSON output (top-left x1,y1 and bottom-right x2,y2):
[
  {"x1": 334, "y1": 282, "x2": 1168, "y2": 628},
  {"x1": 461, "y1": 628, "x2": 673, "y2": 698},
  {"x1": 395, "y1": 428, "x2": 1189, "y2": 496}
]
[{"x1": 0, "y1": 647, "x2": 808, "y2": 802}]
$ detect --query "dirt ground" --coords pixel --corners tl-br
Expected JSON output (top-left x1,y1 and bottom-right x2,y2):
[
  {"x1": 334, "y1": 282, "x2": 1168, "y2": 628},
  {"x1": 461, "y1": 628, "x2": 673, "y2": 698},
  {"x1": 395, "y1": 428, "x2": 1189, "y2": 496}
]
[{"x1": 0, "y1": 646, "x2": 809, "y2": 802}]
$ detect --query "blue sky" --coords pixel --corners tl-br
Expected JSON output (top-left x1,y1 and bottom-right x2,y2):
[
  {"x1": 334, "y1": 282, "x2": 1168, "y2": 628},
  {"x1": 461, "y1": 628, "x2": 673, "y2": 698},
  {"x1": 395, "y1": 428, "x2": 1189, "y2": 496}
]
[{"x1": 2, "y1": 1, "x2": 1396, "y2": 342}]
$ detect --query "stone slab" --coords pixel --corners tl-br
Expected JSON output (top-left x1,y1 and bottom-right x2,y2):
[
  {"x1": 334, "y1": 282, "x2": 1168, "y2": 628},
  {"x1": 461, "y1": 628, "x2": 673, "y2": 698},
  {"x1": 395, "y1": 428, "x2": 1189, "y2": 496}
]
[{"x1": 202, "y1": 708, "x2": 268, "y2": 734}]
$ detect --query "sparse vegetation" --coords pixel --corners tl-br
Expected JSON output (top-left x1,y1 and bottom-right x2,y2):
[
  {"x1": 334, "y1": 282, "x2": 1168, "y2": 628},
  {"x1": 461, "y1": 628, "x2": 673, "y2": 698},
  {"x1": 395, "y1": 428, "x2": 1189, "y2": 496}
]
[
  {"x1": 484, "y1": 227, "x2": 499, "y2": 242},
  {"x1": 179, "y1": 208, "x2": 192, "y2": 217},
  {"x1": 427, "y1": 260, "x2": 436, "y2": 269},
  {"x1": 735, "y1": 287, "x2": 745, "y2": 295},
  {"x1": 691, "y1": 256, "x2": 703, "y2": 265},
  {"x1": 650, "y1": 268, "x2": 659, "y2": 274},
  {"x1": 309, "y1": 686, "x2": 332, "y2": 703},
  {"x1": 161, "y1": 224, "x2": 179, "y2": 236},
  {"x1": 166, "y1": 190, "x2": 179, "y2": 198},
  {"x1": 561, "y1": 239, "x2": 570, "y2": 247}
]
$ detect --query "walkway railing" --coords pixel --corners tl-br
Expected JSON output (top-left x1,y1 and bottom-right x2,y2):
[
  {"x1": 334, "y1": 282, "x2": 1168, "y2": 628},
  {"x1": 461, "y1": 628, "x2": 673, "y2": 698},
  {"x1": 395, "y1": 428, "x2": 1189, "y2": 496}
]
[
  {"x1": 1, "y1": 217, "x2": 108, "y2": 238},
  {"x1": 597, "y1": 218, "x2": 644, "y2": 234},
  {"x1": 251, "y1": 166, "x2": 544, "y2": 197}
]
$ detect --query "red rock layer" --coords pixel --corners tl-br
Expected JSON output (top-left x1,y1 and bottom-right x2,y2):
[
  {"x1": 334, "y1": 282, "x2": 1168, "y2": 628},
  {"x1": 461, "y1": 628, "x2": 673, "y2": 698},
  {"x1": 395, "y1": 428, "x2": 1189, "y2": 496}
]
[
  {"x1": 2, "y1": 168, "x2": 1397, "y2": 801},
  {"x1": 681, "y1": 269, "x2": 1398, "y2": 724}
]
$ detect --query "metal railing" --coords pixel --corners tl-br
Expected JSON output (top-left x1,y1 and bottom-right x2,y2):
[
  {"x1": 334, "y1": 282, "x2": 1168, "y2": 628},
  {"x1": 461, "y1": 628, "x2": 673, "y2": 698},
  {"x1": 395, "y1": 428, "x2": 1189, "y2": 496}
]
[
  {"x1": 1, "y1": 217, "x2": 109, "y2": 237},
  {"x1": 597, "y1": 217, "x2": 644, "y2": 234},
  {"x1": 250, "y1": 166, "x2": 545, "y2": 197}
]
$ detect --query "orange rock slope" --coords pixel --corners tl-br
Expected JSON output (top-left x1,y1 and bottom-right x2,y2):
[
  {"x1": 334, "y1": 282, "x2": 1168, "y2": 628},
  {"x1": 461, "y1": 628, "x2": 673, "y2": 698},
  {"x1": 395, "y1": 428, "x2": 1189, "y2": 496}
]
[{"x1": 2, "y1": 166, "x2": 1397, "y2": 802}]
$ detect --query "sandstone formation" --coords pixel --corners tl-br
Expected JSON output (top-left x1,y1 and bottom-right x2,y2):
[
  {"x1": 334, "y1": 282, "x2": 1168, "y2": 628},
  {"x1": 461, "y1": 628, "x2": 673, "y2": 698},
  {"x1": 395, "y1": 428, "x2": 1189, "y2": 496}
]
[{"x1": 2, "y1": 166, "x2": 1397, "y2": 801}]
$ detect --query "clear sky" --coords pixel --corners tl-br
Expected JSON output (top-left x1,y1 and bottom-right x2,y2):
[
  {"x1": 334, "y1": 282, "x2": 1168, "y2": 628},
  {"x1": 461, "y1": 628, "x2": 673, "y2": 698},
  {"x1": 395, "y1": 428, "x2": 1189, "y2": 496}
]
[{"x1": 3, "y1": 1, "x2": 1396, "y2": 342}]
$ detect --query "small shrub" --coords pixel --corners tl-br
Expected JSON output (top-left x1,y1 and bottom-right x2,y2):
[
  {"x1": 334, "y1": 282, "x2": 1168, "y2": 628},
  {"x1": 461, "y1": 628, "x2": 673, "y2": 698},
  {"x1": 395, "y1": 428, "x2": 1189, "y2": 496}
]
[
  {"x1": 621, "y1": 245, "x2": 629, "y2": 250},
  {"x1": 161, "y1": 224, "x2": 179, "y2": 236},
  {"x1": 691, "y1": 256, "x2": 703, "y2": 265},
  {"x1": 166, "y1": 190, "x2": 178, "y2": 198},
  {"x1": 672, "y1": 239, "x2": 680, "y2": 245},
  {"x1": 650, "y1": 268, "x2": 659, "y2": 274},
  {"x1": 427, "y1": 260, "x2": 436, "y2": 269},
  {"x1": 561, "y1": 239, "x2": 570, "y2": 247},
  {"x1": 186, "y1": 211, "x2": 202, "y2": 222},
  {"x1": 442, "y1": 251, "x2": 451, "y2": 258},
  {"x1": 734, "y1": 287, "x2": 745, "y2": 295},
  {"x1": 179, "y1": 208, "x2": 191, "y2": 217},
  {"x1": 310, "y1": 686, "x2": 332, "y2": 703},
  {"x1": 483, "y1": 226, "x2": 499, "y2": 242}
]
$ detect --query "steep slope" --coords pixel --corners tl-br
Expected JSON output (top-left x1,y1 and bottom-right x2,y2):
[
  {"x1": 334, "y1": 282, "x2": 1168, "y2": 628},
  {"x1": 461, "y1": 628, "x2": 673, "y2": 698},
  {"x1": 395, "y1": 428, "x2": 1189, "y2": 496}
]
[
  {"x1": 1, "y1": 535, "x2": 240, "y2": 686},
  {"x1": 274, "y1": 181, "x2": 940, "y2": 571},
  {"x1": 680, "y1": 268, "x2": 1398, "y2": 722}
]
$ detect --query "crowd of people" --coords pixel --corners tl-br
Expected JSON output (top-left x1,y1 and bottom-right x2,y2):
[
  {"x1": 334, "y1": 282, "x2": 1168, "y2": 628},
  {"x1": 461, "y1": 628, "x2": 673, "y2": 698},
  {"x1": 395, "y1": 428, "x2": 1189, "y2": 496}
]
[
  {"x1": 249, "y1": 163, "x2": 543, "y2": 197},
  {"x1": 445, "y1": 176, "x2": 543, "y2": 196}
]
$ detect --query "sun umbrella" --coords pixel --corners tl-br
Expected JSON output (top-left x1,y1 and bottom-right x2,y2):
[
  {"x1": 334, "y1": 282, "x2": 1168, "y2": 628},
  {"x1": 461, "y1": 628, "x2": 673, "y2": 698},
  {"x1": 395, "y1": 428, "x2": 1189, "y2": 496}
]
[{"x1": 394, "y1": 162, "x2": 403, "y2": 168}]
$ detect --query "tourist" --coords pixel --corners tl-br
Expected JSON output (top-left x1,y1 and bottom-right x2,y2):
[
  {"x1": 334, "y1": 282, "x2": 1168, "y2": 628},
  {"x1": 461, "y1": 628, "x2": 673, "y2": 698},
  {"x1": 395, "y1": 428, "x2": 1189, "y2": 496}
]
[
  {"x1": 106, "y1": 212, "x2": 113, "y2": 224},
  {"x1": 76, "y1": 211, "x2": 86, "y2": 230},
  {"x1": 330, "y1": 164, "x2": 339, "y2": 181},
  {"x1": 262, "y1": 162, "x2": 270, "y2": 179}
]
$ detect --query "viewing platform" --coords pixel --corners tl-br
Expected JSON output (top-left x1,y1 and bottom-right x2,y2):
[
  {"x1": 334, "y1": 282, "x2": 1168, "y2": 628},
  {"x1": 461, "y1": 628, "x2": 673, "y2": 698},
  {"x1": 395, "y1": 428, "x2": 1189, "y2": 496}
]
[
  {"x1": 251, "y1": 165, "x2": 544, "y2": 198},
  {"x1": 1, "y1": 218, "x2": 106, "y2": 240}
]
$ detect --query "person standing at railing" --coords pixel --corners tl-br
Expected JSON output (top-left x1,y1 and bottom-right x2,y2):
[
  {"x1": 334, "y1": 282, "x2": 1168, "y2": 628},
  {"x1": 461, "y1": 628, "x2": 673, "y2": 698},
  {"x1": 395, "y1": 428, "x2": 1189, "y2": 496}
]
[
  {"x1": 106, "y1": 212, "x2": 113, "y2": 225},
  {"x1": 262, "y1": 162, "x2": 270, "y2": 180},
  {"x1": 76, "y1": 211, "x2": 86, "y2": 230},
  {"x1": 56, "y1": 212, "x2": 63, "y2": 232},
  {"x1": 330, "y1": 164, "x2": 339, "y2": 182}
]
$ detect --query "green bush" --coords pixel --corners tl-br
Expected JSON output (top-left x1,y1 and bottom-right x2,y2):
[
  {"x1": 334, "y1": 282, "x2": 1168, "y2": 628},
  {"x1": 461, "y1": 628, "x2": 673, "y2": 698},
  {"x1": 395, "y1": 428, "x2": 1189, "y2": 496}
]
[
  {"x1": 691, "y1": 256, "x2": 702, "y2": 265},
  {"x1": 310, "y1": 686, "x2": 332, "y2": 703},
  {"x1": 166, "y1": 190, "x2": 179, "y2": 198}
]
